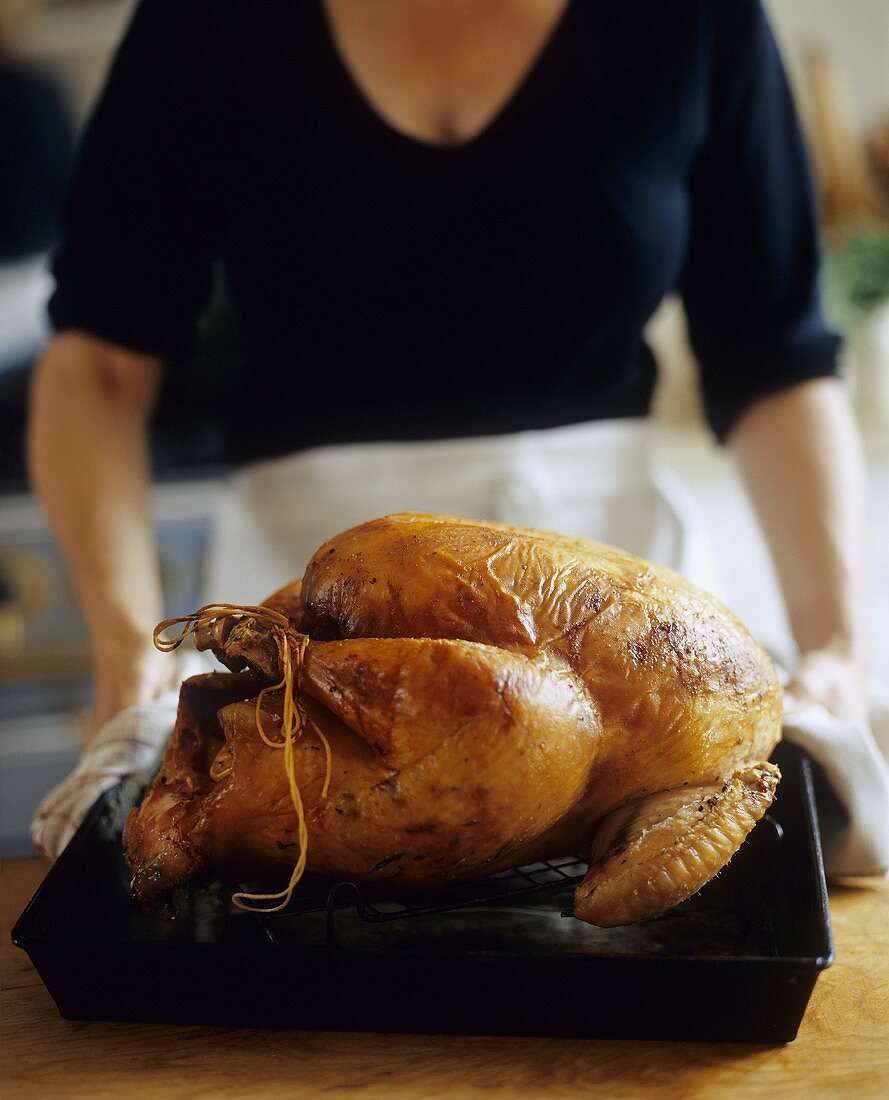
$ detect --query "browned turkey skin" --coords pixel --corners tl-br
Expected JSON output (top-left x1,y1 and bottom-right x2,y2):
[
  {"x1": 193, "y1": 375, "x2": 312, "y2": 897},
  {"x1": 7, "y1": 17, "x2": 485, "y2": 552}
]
[{"x1": 123, "y1": 514, "x2": 781, "y2": 926}]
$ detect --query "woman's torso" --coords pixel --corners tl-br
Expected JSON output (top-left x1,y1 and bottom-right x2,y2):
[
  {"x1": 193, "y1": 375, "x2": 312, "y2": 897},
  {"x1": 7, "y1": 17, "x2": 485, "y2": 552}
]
[{"x1": 194, "y1": 0, "x2": 709, "y2": 460}]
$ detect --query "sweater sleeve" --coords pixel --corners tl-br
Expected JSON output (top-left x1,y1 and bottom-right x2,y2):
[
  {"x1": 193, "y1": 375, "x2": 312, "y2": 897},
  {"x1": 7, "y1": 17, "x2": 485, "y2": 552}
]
[
  {"x1": 680, "y1": 0, "x2": 841, "y2": 442},
  {"x1": 48, "y1": 0, "x2": 218, "y2": 359}
]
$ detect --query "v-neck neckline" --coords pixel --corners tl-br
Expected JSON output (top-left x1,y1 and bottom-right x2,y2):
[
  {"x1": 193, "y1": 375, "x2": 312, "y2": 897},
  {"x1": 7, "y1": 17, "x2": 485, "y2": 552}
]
[{"x1": 314, "y1": 0, "x2": 577, "y2": 155}]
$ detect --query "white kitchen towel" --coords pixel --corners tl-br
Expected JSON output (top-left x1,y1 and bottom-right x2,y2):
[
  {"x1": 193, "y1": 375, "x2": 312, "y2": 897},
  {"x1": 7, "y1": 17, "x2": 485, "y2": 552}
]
[
  {"x1": 782, "y1": 700, "x2": 889, "y2": 876},
  {"x1": 29, "y1": 648, "x2": 214, "y2": 861},
  {"x1": 30, "y1": 692, "x2": 180, "y2": 861}
]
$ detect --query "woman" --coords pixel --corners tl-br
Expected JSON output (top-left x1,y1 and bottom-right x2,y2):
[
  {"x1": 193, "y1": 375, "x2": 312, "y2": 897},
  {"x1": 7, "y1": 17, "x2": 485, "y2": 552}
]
[{"x1": 29, "y1": 0, "x2": 868, "y2": 767}]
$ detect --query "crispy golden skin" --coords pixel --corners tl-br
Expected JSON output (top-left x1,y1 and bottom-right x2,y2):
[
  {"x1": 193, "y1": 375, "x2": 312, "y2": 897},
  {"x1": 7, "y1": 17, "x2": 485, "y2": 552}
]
[{"x1": 123, "y1": 514, "x2": 782, "y2": 925}]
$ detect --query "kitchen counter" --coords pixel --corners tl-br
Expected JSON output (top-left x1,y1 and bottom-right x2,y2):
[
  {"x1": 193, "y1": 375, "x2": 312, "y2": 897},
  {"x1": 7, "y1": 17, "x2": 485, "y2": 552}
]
[{"x1": 3, "y1": 857, "x2": 888, "y2": 1099}]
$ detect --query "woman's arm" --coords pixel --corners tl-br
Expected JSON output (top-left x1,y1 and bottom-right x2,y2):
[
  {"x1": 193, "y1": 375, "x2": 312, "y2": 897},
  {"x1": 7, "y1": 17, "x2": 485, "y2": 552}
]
[
  {"x1": 728, "y1": 377, "x2": 869, "y2": 723},
  {"x1": 27, "y1": 2, "x2": 219, "y2": 753},
  {"x1": 28, "y1": 331, "x2": 178, "y2": 740}
]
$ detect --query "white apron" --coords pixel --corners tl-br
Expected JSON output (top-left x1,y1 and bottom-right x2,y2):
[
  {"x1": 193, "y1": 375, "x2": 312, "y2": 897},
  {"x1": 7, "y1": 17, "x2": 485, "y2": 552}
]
[{"x1": 204, "y1": 418, "x2": 725, "y2": 603}]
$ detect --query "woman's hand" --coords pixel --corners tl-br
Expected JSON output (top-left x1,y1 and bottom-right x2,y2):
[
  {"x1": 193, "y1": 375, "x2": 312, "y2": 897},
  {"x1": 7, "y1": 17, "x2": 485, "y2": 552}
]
[
  {"x1": 783, "y1": 645, "x2": 869, "y2": 726},
  {"x1": 89, "y1": 639, "x2": 180, "y2": 742}
]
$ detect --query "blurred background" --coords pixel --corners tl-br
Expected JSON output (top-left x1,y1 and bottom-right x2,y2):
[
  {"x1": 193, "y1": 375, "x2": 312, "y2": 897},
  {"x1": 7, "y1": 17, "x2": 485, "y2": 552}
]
[{"x1": 1, "y1": 0, "x2": 888, "y2": 855}]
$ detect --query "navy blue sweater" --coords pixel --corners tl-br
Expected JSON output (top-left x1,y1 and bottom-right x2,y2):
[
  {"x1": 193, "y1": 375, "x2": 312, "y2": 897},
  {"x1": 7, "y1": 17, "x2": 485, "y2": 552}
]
[{"x1": 49, "y1": 0, "x2": 839, "y2": 459}]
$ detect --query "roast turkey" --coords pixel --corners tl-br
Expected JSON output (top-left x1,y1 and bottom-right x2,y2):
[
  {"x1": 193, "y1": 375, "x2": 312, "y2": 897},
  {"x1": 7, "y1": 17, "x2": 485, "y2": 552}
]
[{"x1": 123, "y1": 513, "x2": 781, "y2": 926}]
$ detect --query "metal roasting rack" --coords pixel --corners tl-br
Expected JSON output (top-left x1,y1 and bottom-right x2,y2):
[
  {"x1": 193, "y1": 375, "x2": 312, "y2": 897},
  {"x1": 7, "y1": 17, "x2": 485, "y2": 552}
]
[{"x1": 254, "y1": 853, "x2": 592, "y2": 949}]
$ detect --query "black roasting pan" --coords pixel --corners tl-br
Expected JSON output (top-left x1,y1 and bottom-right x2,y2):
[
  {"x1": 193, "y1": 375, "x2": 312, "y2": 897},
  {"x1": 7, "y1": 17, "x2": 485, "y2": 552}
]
[{"x1": 12, "y1": 740, "x2": 833, "y2": 1043}]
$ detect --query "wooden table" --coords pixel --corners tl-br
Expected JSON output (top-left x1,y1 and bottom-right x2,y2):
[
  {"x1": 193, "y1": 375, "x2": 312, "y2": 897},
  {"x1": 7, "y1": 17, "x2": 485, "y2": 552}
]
[{"x1": 2, "y1": 857, "x2": 888, "y2": 1099}]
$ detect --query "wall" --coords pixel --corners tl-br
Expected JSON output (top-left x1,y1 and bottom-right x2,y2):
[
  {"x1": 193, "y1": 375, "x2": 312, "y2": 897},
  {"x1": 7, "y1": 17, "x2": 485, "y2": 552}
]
[{"x1": 766, "y1": 0, "x2": 889, "y2": 134}]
